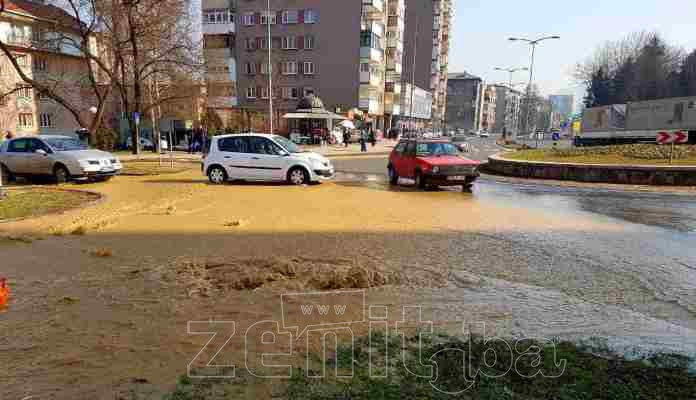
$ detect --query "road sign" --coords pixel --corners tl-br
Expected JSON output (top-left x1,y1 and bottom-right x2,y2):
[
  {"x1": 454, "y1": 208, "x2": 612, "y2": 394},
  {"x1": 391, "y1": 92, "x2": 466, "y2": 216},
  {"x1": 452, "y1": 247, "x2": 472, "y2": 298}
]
[
  {"x1": 552, "y1": 132, "x2": 560, "y2": 141},
  {"x1": 133, "y1": 112, "x2": 140, "y2": 125},
  {"x1": 656, "y1": 131, "x2": 688, "y2": 144}
]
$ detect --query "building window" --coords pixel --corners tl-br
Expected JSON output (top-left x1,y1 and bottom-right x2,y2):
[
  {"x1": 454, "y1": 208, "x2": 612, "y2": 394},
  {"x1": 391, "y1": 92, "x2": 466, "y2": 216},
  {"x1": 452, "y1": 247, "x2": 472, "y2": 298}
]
[
  {"x1": 282, "y1": 10, "x2": 298, "y2": 24},
  {"x1": 303, "y1": 87, "x2": 314, "y2": 97},
  {"x1": 360, "y1": 63, "x2": 370, "y2": 73},
  {"x1": 203, "y1": 9, "x2": 233, "y2": 24},
  {"x1": 303, "y1": 62, "x2": 315, "y2": 75},
  {"x1": 304, "y1": 35, "x2": 315, "y2": 50},
  {"x1": 16, "y1": 55, "x2": 27, "y2": 67},
  {"x1": 244, "y1": 62, "x2": 256, "y2": 75},
  {"x1": 282, "y1": 87, "x2": 299, "y2": 99},
  {"x1": 39, "y1": 113, "x2": 53, "y2": 128},
  {"x1": 38, "y1": 91, "x2": 51, "y2": 101},
  {"x1": 261, "y1": 62, "x2": 271, "y2": 75},
  {"x1": 260, "y1": 11, "x2": 276, "y2": 25},
  {"x1": 304, "y1": 9, "x2": 317, "y2": 24},
  {"x1": 18, "y1": 113, "x2": 33, "y2": 128},
  {"x1": 282, "y1": 36, "x2": 297, "y2": 50},
  {"x1": 246, "y1": 87, "x2": 257, "y2": 99},
  {"x1": 282, "y1": 61, "x2": 297, "y2": 75},
  {"x1": 17, "y1": 86, "x2": 32, "y2": 99},
  {"x1": 33, "y1": 57, "x2": 47, "y2": 71},
  {"x1": 242, "y1": 13, "x2": 255, "y2": 26},
  {"x1": 244, "y1": 38, "x2": 256, "y2": 50},
  {"x1": 260, "y1": 37, "x2": 270, "y2": 49},
  {"x1": 261, "y1": 87, "x2": 270, "y2": 99}
]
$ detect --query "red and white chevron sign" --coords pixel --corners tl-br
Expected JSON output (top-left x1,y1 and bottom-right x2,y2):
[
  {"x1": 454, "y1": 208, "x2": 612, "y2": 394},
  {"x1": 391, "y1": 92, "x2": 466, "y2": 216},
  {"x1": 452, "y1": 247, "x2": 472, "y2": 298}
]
[{"x1": 656, "y1": 131, "x2": 688, "y2": 144}]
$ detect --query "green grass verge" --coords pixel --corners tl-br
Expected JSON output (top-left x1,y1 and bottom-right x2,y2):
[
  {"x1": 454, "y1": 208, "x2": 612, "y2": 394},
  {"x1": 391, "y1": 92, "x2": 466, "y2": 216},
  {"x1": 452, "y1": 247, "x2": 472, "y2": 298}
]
[
  {"x1": 505, "y1": 144, "x2": 696, "y2": 165},
  {"x1": 0, "y1": 188, "x2": 97, "y2": 220},
  {"x1": 161, "y1": 332, "x2": 695, "y2": 400}
]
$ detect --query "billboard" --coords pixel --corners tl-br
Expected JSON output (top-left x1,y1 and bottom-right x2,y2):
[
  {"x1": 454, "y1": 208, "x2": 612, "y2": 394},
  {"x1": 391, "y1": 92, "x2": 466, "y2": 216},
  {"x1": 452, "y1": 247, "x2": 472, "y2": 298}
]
[
  {"x1": 581, "y1": 105, "x2": 626, "y2": 132},
  {"x1": 626, "y1": 97, "x2": 696, "y2": 131}
]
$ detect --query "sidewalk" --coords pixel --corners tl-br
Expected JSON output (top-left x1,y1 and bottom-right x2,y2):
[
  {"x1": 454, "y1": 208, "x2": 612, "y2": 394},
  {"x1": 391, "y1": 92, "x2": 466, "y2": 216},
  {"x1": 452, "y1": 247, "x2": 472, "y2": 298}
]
[{"x1": 117, "y1": 141, "x2": 396, "y2": 162}]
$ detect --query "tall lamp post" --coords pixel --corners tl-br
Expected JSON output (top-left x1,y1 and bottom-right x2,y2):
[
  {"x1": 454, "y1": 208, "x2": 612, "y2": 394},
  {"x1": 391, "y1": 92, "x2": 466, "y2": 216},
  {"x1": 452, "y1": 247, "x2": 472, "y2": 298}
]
[
  {"x1": 508, "y1": 35, "x2": 560, "y2": 147},
  {"x1": 494, "y1": 67, "x2": 527, "y2": 140},
  {"x1": 267, "y1": 0, "x2": 274, "y2": 134}
]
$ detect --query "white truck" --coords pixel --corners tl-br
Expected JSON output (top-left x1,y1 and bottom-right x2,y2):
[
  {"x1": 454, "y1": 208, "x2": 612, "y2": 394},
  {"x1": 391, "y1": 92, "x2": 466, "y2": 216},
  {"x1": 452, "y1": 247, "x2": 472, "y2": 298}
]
[{"x1": 576, "y1": 97, "x2": 696, "y2": 146}]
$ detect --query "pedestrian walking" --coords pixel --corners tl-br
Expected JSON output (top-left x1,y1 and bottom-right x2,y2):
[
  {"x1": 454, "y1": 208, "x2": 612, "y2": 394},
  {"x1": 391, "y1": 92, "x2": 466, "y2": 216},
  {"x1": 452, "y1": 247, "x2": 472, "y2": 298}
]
[
  {"x1": 369, "y1": 129, "x2": 376, "y2": 147},
  {"x1": 343, "y1": 129, "x2": 350, "y2": 148},
  {"x1": 360, "y1": 129, "x2": 367, "y2": 152}
]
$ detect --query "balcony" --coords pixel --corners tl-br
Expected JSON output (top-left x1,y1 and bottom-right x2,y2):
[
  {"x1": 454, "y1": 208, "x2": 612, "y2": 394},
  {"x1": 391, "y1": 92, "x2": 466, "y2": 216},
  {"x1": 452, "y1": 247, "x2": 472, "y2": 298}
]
[
  {"x1": 384, "y1": 102, "x2": 400, "y2": 115},
  {"x1": 386, "y1": 60, "x2": 402, "y2": 74},
  {"x1": 362, "y1": 0, "x2": 384, "y2": 14},
  {"x1": 208, "y1": 96, "x2": 239, "y2": 108},
  {"x1": 360, "y1": 70, "x2": 382, "y2": 87},
  {"x1": 361, "y1": 21, "x2": 385, "y2": 38},
  {"x1": 359, "y1": 98, "x2": 381, "y2": 114},
  {"x1": 202, "y1": 22, "x2": 236, "y2": 35},
  {"x1": 360, "y1": 46, "x2": 384, "y2": 63},
  {"x1": 387, "y1": 38, "x2": 403, "y2": 51}
]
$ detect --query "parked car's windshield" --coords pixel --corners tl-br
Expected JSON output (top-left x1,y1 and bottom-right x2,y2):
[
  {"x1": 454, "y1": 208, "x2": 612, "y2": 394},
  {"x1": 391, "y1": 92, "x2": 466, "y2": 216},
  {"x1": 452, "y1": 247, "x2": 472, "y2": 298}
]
[
  {"x1": 273, "y1": 135, "x2": 301, "y2": 153},
  {"x1": 416, "y1": 142, "x2": 459, "y2": 156},
  {"x1": 44, "y1": 137, "x2": 88, "y2": 151}
]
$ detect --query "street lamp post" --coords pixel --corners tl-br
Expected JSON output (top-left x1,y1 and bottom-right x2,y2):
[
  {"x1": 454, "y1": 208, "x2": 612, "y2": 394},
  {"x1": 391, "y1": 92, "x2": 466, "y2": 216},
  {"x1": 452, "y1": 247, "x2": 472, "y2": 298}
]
[
  {"x1": 508, "y1": 35, "x2": 560, "y2": 148},
  {"x1": 267, "y1": 0, "x2": 273, "y2": 134},
  {"x1": 494, "y1": 67, "x2": 527, "y2": 140}
]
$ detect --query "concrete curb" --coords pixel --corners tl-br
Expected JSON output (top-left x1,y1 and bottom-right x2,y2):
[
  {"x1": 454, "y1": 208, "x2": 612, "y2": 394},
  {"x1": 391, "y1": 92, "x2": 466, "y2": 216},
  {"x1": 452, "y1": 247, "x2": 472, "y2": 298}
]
[{"x1": 487, "y1": 154, "x2": 696, "y2": 186}]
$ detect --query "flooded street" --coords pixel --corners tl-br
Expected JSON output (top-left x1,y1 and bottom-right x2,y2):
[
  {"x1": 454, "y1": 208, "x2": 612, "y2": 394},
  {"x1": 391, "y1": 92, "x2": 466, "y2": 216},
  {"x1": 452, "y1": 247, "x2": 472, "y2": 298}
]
[{"x1": 2, "y1": 140, "x2": 696, "y2": 398}]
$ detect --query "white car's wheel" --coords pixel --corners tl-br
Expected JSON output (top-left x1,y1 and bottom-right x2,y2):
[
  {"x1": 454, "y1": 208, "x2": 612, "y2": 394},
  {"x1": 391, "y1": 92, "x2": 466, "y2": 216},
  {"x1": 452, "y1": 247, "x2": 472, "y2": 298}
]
[
  {"x1": 208, "y1": 166, "x2": 227, "y2": 185},
  {"x1": 288, "y1": 167, "x2": 309, "y2": 185}
]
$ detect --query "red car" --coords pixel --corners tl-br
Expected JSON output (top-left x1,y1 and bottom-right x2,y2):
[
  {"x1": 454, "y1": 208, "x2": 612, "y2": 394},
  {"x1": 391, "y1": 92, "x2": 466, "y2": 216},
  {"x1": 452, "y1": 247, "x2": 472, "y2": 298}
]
[{"x1": 387, "y1": 139, "x2": 480, "y2": 191}]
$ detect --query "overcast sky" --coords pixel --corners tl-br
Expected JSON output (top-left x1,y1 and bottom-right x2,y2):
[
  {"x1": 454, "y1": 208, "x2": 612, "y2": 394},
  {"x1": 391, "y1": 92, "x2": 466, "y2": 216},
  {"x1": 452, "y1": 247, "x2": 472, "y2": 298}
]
[{"x1": 449, "y1": 0, "x2": 696, "y2": 101}]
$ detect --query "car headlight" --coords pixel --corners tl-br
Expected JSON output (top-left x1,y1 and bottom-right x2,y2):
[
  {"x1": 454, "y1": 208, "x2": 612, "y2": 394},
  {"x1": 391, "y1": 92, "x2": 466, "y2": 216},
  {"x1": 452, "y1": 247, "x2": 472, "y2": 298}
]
[
  {"x1": 432, "y1": 166, "x2": 440, "y2": 174},
  {"x1": 80, "y1": 160, "x2": 99, "y2": 167}
]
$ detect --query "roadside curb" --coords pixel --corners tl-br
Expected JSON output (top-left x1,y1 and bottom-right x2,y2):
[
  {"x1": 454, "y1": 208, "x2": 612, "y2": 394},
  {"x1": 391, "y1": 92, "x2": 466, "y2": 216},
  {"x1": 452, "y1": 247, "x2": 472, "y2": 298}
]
[{"x1": 486, "y1": 153, "x2": 696, "y2": 186}]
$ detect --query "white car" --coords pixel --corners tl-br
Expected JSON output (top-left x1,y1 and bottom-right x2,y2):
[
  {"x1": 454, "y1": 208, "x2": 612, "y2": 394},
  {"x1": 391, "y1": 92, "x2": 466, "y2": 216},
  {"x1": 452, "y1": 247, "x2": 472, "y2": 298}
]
[
  {"x1": 479, "y1": 131, "x2": 490, "y2": 138},
  {"x1": 203, "y1": 133, "x2": 334, "y2": 185}
]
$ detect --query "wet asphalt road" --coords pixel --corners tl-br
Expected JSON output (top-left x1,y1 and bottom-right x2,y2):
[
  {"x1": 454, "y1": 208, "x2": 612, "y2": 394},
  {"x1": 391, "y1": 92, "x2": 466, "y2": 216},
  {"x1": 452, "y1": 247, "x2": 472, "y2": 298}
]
[
  {"x1": 332, "y1": 136, "x2": 696, "y2": 234},
  {"x1": 332, "y1": 136, "x2": 696, "y2": 341}
]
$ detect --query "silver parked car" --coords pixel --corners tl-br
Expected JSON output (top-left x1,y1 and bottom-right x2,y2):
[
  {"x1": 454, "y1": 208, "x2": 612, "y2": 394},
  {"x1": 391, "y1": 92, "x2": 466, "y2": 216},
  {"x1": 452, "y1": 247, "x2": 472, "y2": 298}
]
[{"x1": 0, "y1": 135, "x2": 122, "y2": 183}]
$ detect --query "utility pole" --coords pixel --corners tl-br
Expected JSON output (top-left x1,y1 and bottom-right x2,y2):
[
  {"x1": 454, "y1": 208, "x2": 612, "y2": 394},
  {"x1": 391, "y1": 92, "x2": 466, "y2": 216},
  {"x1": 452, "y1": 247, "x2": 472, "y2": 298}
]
[
  {"x1": 267, "y1": 0, "x2": 274, "y2": 134},
  {"x1": 509, "y1": 35, "x2": 560, "y2": 147}
]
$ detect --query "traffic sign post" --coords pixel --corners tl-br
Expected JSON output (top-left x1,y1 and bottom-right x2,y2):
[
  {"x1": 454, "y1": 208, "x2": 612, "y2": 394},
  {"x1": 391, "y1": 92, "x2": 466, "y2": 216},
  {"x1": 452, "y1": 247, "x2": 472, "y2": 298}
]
[{"x1": 656, "y1": 131, "x2": 688, "y2": 164}]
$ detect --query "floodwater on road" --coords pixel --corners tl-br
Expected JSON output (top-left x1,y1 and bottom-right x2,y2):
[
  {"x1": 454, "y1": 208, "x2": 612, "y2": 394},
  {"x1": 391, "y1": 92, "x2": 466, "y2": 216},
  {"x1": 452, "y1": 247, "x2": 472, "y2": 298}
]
[{"x1": 2, "y1": 164, "x2": 696, "y2": 398}]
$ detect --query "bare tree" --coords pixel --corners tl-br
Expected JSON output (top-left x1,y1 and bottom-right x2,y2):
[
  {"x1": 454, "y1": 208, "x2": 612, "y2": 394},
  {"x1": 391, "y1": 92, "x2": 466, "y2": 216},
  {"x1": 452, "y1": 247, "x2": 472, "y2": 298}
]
[{"x1": 0, "y1": 0, "x2": 113, "y2": 141}]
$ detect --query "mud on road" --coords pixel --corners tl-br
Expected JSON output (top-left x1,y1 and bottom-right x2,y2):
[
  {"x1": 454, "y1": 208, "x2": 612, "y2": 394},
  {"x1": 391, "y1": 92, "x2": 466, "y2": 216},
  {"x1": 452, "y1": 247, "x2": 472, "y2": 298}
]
[{"x1": 1, "y1": 164, "x2": 695, "y2": 399}]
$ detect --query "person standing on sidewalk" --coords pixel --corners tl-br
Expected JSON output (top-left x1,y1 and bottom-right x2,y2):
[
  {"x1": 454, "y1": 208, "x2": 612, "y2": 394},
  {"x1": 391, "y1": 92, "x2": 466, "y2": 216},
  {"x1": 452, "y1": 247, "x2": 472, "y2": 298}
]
[
  {"x1": 343, "y1": 129, "x2": 350, "y2": 148},
  {"x1": 359, "y1": 129, "x2": 367, "y2": 152}
]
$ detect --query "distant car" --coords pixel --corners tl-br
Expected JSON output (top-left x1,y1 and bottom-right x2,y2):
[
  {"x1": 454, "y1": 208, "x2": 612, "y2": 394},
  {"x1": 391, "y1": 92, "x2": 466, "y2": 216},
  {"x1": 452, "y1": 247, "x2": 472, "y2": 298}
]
[
  {"x1": 125, "y1": 137, "x2": 155, "y2": 151},
  {"x1": 387, "y1": 139, "x2": 480, "y2": 191},
  {"x1": 203, "y1": 133, "x2": 334, "y2": 185},
  {"x1": 479, "y1": 131, "x2": 490, "y2": 138},
  {"x1": 0, "y1": 135, "x2": 122, "y2": 183},
  {"x1": 450, "y1": 135, "x2": 472, "y2": 152}
]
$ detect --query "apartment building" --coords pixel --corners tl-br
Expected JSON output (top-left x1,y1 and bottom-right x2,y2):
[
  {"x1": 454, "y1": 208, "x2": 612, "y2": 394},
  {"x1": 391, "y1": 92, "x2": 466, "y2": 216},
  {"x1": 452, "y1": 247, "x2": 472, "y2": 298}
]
[
  {"x1": 445, "y1": 72, "x2": 482, "y2": 133},
  {"x1": 202, "y1": 0, "x2": 452, "y2": 134},
  {"x1": 399, "y1": 0, "x2": 452, "y2": 132},
  {"x1": 0, "y1": 0, "x2": 98, "y2": 136},
  {"x1": 492, "y1": 85, "x2": 522, "y2": 138},
  {"x1": 478, "y1": 84, "x2": 496, "y2": 132}
]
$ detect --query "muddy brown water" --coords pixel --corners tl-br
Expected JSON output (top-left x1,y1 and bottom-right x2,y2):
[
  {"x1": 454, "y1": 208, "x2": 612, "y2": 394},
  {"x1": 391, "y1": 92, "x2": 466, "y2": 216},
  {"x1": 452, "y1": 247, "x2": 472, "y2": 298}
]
[{"x1": 1, "y1": 167, "x2": 695, "y2": 398}]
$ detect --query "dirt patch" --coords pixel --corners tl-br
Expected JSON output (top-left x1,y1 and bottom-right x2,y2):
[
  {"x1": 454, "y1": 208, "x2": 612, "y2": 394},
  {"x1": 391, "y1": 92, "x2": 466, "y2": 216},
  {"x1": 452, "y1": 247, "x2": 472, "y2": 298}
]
[{"x1": 170, "y1": 257, "x2": 399, "y2": 297}]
